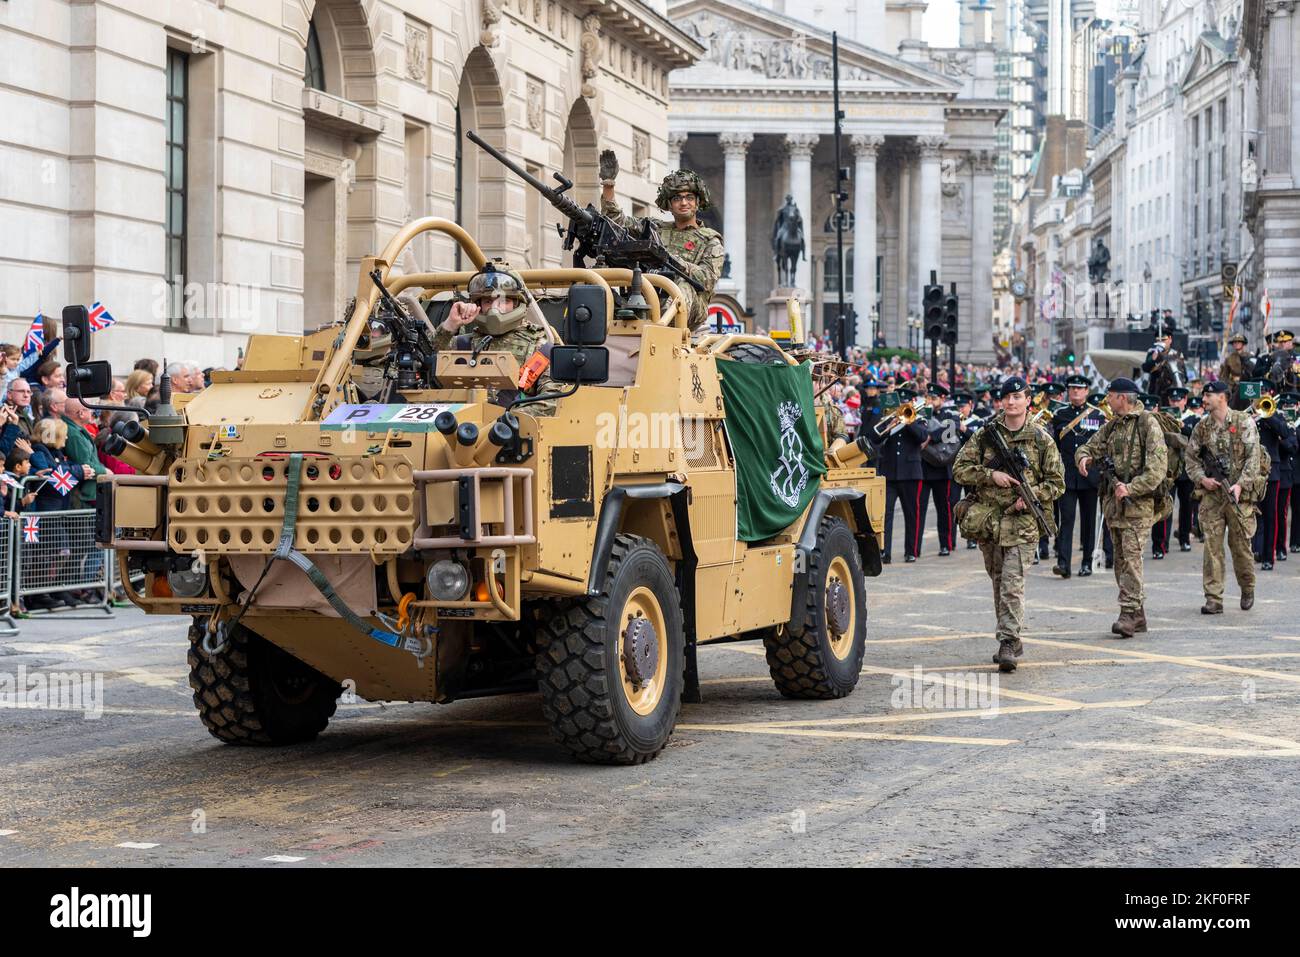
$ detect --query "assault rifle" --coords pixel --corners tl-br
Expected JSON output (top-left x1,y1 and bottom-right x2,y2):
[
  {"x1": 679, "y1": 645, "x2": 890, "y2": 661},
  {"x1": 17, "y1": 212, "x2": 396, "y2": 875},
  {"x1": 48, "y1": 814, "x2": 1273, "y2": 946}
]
[
  {"x1": 466, "y1": 130, "x2": 705, "y2": 293},
  {"x1": 983, "y1": 422, "x2": 1052, "y2": 537},
  {"x1": 1091, "y1": 454, "x2": 1129, "y2": 517},
  {"x1": 1198, "y1": 447, "x2": 1250, "y2": 521}
]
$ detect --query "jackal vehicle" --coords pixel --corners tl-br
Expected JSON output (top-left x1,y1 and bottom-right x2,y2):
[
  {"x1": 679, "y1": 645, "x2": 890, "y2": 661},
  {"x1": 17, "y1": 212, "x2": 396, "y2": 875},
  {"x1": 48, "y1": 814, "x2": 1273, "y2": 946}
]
[{"x1": 74, "y1": 217, "x2": 884, "y2": 764}]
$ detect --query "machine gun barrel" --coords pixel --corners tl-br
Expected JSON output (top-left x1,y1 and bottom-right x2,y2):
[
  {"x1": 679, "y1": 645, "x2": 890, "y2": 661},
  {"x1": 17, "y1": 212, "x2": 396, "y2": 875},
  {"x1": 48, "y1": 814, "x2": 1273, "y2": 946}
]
[{"x1": 466, "y1": 129, "x2": 591, "y2": 226}]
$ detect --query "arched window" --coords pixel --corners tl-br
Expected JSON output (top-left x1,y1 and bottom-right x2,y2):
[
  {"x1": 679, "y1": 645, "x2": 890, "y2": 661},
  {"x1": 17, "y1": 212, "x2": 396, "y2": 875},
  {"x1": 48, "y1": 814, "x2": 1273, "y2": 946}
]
[{"x1": 304, "y1": 20, "x2": 326, "y2": 91}]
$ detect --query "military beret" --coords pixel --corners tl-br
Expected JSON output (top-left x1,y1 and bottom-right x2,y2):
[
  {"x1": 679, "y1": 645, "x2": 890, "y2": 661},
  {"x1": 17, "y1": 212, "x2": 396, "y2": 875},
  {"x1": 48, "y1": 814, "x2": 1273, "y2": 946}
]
[
  {"x1": 1065, "y1": 374, "x2": 1090, "y2": 388},
  {"x1": 928, "y1": 383, "x2": 950, "y2": 397},
  {"x1": 1163, "y1": 386, "x2": 1189, "y2": 401},
  {"x1": 1107, "y1": 377, "x2": 1140, "y2": 394},
  {"x1": 1202, "y1": 380, "x2": 1229, "y2": 394},
  {"x1": 998, "y1": 376, "x2": 1028, "y2": 399}
]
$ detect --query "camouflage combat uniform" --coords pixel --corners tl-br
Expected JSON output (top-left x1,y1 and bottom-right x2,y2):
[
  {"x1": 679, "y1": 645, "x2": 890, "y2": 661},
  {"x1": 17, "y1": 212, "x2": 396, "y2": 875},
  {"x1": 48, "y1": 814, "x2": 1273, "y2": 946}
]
[
  {"x1": 1218, "y1": 349, "x2": 1248, "y2": 394},
  {"x1": 1185, "y1": 410, "x2": 1259, "y2": 605},
  {"x1": 1076, "y1": 410, "x2": 1168, "y2": 614},
  {"x1": 599, "y1": 200, "x2": 725, "y2": 333},
  {"x1": 953, "y1": 416, "x2": 1065, "y2": 644},
  {"x1": 821, "y1": 398, "x2": 849, "y2": 447},
  {"x1": 431, "y1": 322, "x2": 557, "y2": 415}
]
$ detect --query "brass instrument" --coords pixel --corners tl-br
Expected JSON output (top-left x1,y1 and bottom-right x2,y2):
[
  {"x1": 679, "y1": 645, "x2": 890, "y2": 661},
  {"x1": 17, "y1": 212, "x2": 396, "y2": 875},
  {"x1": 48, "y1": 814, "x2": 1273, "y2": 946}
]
[
  {"x1": 1097, "y1": 396, "x2": 1114, "y2": 420},
  {"x1": 870, "y1": 396, "x2": 926, "y2": 438},
  {"x1": 1253, "y1": 395, "x2": 1277, "y2": 419}
]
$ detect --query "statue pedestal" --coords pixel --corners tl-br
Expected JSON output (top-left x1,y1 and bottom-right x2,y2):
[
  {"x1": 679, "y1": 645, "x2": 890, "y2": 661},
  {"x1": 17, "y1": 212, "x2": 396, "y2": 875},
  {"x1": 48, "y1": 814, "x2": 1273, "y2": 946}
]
[{"x1": 765, "y1": 287, "x2": 809, "y2": 339}]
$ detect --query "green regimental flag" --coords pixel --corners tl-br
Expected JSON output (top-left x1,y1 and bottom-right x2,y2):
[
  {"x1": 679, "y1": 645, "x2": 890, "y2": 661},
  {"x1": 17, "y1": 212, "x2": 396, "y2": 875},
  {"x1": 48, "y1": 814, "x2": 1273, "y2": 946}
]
[{"x1": 719, "y1": 360, "x2": 826, "y2": 542}]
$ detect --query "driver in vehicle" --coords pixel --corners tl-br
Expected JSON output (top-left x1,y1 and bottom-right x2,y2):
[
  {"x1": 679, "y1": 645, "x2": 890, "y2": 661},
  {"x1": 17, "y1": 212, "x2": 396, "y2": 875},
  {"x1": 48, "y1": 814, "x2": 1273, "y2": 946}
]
[{"x1": 431, "y1": 260, "x2": 557, "y2": 413}]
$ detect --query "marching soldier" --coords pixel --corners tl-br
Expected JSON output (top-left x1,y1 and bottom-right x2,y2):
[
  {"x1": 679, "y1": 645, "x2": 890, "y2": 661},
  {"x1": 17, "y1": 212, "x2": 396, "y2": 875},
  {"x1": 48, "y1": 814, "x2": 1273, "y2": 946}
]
[
  {"x1": 952, "y1": 377, "x2": 1064, "y2": 672},
  {"x1": 872, "y1": 386, "x2": 928, "y2": 563},
  {"x1": 1154, "y1": 387, "x2": 1197, "y2": 553},
  {"x1": 1051, "y1": 374, "x2": 1105, "y2": 578},
  {"x1": 1251, "y1": 383, "x2": 1297, "y2": 570},
  {"x1": 598, "y1": 153, "x2": 725, "y2": 333},
  {"x1": 1076, "y1": 378, "x2": 1169, "y2": 638},
  {"x1": 920, "y1": 383, "x2": 958, "y2": 556},
  {"x1": 1219, "y1": 333, "x2": 1251, "y2": 401},
  {"x1": 1185, "y1": 381, "x2": 1261, "y2": 613}
]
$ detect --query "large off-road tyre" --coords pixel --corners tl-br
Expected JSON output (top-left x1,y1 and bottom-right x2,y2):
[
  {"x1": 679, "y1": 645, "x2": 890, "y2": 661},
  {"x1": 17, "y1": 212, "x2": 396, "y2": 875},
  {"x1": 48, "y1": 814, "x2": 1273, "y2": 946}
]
[
  {"x1": 763, "y1": 516, "x2": 867, "y2": 699},
  {"x1": 187, "y1": 619, "x2": 341, "y2": 745},
  {"x1": 536, "y1": 535, "x2": 685, "y2": 764},
  {"x1": 724, "y1": 342, "x2": 785, "y2": 364}
]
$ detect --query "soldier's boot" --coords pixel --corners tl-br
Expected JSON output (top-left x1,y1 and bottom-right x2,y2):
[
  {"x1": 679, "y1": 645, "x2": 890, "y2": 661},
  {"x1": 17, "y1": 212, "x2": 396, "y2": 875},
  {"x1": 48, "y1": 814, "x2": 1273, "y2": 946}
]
[
  {"x1": 1201, "y1": 599, "x2": 1224, "y2": 615},
  {"x1": 1052, "y1": 561, "x2": 1070, "y2": 579},
  {"x1": 1112, "y1": 609, "x2": 1140, "y2": 638},
  {"x1": 1133, "y1": 606, "x2": 1148, "y2": 633},
  {"x1": 1240, "y1": 590, "x2": 1255, "y2": 611},
  {"x1": 993, "y1": 638, "x2": 1023, "y2": 673}
]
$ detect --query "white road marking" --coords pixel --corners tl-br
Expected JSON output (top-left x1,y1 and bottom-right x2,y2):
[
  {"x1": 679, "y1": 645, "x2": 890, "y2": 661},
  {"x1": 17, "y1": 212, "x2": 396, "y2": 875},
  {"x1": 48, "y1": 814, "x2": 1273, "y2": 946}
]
[
  {"x1": 0, "y1": 830, "x2": 16, "y2": 837},
  {"x1": 116, "y1": 842, "x2": 160, "y2": 849},
  {"x1": 262, "y1": 855, "x2": 306, "y2": 863}
]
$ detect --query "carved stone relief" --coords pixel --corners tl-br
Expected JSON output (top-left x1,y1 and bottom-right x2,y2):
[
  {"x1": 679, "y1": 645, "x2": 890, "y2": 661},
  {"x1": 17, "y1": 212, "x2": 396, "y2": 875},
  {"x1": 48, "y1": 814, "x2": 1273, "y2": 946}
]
[{"x1": 680, "y1": 13, "x2": 876, "y2": 80}]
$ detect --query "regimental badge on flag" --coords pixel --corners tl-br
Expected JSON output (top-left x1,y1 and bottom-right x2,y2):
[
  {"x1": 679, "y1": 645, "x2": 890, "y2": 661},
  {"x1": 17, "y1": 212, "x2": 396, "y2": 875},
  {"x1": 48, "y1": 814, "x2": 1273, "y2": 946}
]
[
  {"x1": 22, "y1": 515, "x2": 39, "y2": 543},
  {"x1": 23, "y1": 314, "x2": 44, "y2": 357},
  {"x1": 88, "y1": 301, "x2": 117, "y2": 331},
  {"x1": 49, "y1": 466, "x2": 78, "y2": 496}
]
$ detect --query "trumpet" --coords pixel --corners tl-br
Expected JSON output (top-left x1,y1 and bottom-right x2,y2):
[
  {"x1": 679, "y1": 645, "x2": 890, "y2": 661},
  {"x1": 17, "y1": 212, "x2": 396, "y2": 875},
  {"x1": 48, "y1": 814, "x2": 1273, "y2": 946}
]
[
  {"x1": 1253, "y1": 396, "x2": 1277, "y2": 419},
  {"x1": 871, "y1": 396, "x2": 926, "y2": 438}
]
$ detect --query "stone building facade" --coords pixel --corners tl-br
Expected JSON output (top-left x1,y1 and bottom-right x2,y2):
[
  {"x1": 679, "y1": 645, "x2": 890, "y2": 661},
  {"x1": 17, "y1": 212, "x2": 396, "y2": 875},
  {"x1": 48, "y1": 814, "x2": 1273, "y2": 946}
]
[{"x1": 0, "y1": 0, "x2": 699, "y2": 370}]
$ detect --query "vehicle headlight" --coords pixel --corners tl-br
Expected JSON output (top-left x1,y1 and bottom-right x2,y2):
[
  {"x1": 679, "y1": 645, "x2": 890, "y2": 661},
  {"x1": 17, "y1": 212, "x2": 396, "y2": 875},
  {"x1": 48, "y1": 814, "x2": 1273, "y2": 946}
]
[
  {"x1": 167, "y1": 563, "x2": 208, "y2": 598},
  {"x1": 426, "y1": 559, "x2": 470, "y2": 601}
]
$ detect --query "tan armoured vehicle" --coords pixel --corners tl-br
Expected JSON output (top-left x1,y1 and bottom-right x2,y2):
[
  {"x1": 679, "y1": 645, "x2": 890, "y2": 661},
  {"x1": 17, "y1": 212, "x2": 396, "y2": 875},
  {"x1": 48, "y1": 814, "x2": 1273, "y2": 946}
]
[{"x1": 74, "y1": 215, "x2": 884, "y2": 765}]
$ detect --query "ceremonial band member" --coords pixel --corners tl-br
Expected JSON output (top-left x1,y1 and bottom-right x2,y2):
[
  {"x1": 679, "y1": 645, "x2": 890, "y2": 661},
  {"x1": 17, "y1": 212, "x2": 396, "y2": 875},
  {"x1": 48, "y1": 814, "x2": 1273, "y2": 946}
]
[
  {"x1": 1077, "y1": 378, "x2": 1168, "y2": 638},
  {"x1": 1051, "y1": 374, "x2": 1105, "y2": 577},
  {"x1": 1154, "y1": 387, "x2": 1196, "y2": 553},
  {"x1": 1251, "y1": 383, "x2": 1297, "y2": 570},
  {"x1": 1185, "y1": 381, "x2": 1260, "y2": 613},
  {"x1": 598, "y1": 153, "x2": 724, "y2": 333},
  {"x1": 953, "y1": 377, "x2": 1064, "y2": 672},
  {"x1": 872, "y1": 386, "x2": 927, "y2": 563},
  {"x1": 920, "y1": 382, "x2": 958, "y2": 556}
]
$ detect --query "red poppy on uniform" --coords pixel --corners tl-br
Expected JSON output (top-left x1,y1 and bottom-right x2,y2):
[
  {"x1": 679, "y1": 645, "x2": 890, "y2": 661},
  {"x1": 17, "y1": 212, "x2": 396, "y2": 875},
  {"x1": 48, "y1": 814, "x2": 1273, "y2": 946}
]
[{"x1": 684, "y1": 240, "x2": 695, "y2": 251}]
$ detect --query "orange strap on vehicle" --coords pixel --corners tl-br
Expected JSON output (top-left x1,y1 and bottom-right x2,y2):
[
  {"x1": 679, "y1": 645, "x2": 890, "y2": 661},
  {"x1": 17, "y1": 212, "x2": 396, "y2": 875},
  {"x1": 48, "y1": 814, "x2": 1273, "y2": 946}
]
[{"x1": 518, "y1": 352, "x2": 549, "y2": 392}]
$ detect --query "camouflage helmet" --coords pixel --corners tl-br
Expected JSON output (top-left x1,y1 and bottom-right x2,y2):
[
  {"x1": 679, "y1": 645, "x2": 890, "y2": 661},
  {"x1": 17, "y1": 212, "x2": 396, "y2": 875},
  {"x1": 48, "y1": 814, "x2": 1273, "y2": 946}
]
[
  {"x1": 656, "y1": 169, "x2": 712, "y2": 212},
  {"x1": 467, "y1": 259, "x2": 527, "y2": 302}
]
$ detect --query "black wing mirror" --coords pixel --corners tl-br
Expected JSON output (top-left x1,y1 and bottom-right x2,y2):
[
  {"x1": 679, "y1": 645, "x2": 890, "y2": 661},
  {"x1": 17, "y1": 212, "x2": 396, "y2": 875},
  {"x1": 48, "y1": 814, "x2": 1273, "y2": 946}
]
[
  {"x1": 61, "y1": 304, "x2": 113, "y2": 398},
  {"x1": 549, "y1": 346, "x2": 608, "y2": 385},
  {"x1": 564, "y1": 284, "x2": 607, "y2": 345}
]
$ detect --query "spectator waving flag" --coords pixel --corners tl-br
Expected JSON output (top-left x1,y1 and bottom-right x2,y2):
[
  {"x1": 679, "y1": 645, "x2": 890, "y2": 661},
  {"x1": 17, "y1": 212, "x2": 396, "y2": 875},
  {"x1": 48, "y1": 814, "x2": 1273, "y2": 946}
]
[
  {"x1": 88, "y1": 301, "x2": 117, "y2": 331},
  {"x1": 50, "y1": 466, "x2": 78, "y2": 496},
  {"x1": 23, "y1": 314, "x2": 44, "y2": 357},
  {"x1": 0, "y1": 473, "x2": 19, "y2": 492},
  {"x1": 23, "y1": 516, "x2": 39, "y2": 544}
]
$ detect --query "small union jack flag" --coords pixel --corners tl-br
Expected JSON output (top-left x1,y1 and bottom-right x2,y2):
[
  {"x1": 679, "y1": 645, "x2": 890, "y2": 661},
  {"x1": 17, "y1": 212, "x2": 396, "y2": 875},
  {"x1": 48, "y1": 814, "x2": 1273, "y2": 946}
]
[
  {"x1": 0, "y1": 473, "x2": 19, "y2": 491},
  {"x1": 22, "y1": 314, "x2": 44, "y2": 357},
  {"x1": 49, "y1": 466, "x2": 78, "y2": 496},
  {"x1": 88, "y1": 301, "x2": 117, "y2": 331},
  {"x1": 22, "y1": 516, "x2": 39, "y2": 543}
]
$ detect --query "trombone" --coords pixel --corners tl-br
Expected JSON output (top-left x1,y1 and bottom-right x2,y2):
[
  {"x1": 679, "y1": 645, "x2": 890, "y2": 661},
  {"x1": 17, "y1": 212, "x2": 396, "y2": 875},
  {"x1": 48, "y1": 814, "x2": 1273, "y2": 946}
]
[
  {"x1": 1252, "y1": 396, "x2": 1277, "y2": 420},
  {"x1": 871, "y1": 396, "x2": 927, "y2": 438}
]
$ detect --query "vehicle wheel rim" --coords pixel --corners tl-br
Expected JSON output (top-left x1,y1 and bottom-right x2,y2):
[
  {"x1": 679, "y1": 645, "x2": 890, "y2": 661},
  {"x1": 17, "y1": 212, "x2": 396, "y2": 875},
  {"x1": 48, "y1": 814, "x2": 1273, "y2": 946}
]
[
  {"x1": 825, "y1": 556, "x2": 856, "y2": 661},
  {"x1": 618, "y1": 586, "x2": 668, "y2": 716}
]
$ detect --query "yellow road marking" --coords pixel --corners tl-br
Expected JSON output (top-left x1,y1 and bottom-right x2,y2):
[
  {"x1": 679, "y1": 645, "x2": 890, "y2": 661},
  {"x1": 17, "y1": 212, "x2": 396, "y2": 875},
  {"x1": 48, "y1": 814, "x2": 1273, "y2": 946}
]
[
  {"x1": 683, "y1": 699, "x2": 1153, "y2": 730},
  {"x1": 1024, "y1": 635, "x2": 1300, "y2": 686},
  {"x1": 1127, "y1": 713, "x2": 1300, "y2": 751},
  {"x1": 678, "y1": 723, "x2": 1017, "y2": 746},
  {"x1": 857, "y1": 664, "x2": 1083, "y2": 708}
]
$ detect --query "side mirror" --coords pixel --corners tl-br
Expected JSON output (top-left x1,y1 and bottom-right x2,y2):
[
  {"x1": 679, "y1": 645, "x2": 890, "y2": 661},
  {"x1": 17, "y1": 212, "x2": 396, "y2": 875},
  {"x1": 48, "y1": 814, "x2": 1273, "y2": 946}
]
[
  {"x1": 62, "y1": 305, "x2": 92, "y2": 365},
  {"x1": 67, "y1": 360, "x2": 114, "y2": 399},
  {"x1": 549, "y1": 346, "x2": 608, "y2": 385},
  {"x1": 564, "y1": 284, "x2": 607, "y2": 345}
]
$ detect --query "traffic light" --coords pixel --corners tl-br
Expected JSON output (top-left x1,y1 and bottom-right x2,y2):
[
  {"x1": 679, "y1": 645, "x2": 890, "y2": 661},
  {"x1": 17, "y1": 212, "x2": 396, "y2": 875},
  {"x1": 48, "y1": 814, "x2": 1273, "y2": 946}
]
[
  {"x1": 942, "y1": 288, "x2": 959, "y2": 346},
  {"x1": 923, "y1": 282, "x2": 944, "y2": 340}
]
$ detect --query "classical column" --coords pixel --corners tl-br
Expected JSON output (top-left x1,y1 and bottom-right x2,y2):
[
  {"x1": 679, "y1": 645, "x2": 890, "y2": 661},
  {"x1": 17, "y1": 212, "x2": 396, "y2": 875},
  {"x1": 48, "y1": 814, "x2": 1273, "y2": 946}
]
[
  {"x1": 851, "y1": 134, "x2": 884, "y2": 347},
  {"x1": 896, "y1": 152, "x2": 912, "y2": 345},
  {"x1": 668, "y1": 132, "x2": 689, "y2": 174},
  {"x1": 1264, "y1": 1, "x2": 1296, "y2": 188},
  {"x1": 970, "y1": 150, "x2": 996, "y2": 360},
  {"x1": 783, "y1": 133, "x2": 819, "y2": 293},
  {"x1": 719, "y1": 132, "x2": 753, "y2": 310},
  {"x1": 916, "y1": 135, "x2": 946, "y2": 288}
]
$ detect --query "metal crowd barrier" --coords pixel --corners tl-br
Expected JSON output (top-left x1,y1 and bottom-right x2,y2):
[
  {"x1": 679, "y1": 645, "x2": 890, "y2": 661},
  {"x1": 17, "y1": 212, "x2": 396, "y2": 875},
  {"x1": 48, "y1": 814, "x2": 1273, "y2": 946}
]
[{"x1": 3, "y1": 473, "x2": 114, "y2": 621}]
